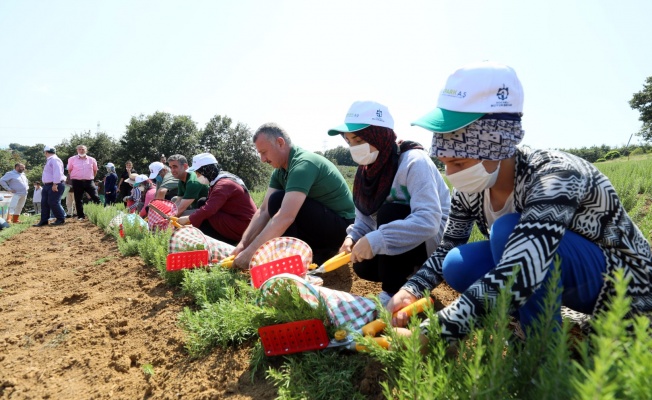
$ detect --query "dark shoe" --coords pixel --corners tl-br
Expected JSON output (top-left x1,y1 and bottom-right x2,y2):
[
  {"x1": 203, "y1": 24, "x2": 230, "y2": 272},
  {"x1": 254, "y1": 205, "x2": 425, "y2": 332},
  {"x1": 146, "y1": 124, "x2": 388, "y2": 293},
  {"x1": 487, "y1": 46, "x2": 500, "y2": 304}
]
[
  {"x1": 65, "y1": 214, "x2": 71, "y2": 218},
  {"x1": 33, "y1": 222, "x2": 48, "y2": 227},
  {"x1": 51, "y1": 220, "x2": 65, "y2": 226}
]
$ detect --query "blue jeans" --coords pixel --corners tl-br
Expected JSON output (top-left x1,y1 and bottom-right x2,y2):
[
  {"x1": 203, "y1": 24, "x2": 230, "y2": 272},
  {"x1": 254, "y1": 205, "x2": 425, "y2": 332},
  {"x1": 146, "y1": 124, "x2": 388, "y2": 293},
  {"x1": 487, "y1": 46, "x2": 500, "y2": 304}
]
[
  {"x1": 442, "y1": 213, "x2": 606, "y2": 332},
  {"x1": 40, "y1": 182, "x2": 66, "y2": 223}
]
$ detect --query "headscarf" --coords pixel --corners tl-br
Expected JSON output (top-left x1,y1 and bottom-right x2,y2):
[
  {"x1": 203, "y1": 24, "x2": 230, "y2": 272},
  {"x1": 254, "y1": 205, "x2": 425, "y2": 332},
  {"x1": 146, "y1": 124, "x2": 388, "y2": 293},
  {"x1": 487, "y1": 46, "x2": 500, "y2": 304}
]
[
  {"x1": 352, "y1": 126, "x2": 423, "y2": 215},
  {"x1": 430, "y1": 116, "x2": 524, "y2": 160},
  {"x1": 196, "y1": 163, "x2": 221, "y2": 185}
]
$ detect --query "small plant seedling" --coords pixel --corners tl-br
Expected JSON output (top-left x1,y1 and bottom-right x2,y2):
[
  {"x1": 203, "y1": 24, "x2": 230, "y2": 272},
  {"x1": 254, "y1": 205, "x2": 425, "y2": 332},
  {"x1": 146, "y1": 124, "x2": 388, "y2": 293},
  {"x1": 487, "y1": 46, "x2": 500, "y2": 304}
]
[
  {"x1": 93, "y1": 256, "x2": 115, "y2": 265},
  {"x1": 141, "y1": 363, "x2": 155, "y2": 376}
]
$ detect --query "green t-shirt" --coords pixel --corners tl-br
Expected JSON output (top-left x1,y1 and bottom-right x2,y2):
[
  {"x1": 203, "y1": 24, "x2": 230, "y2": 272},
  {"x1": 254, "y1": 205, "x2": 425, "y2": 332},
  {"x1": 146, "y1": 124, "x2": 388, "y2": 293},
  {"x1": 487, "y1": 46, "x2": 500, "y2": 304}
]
[
  {"x1": 269, "y1": 146, "x2": 355, "y2": 220},
  {"x1": 178, "y1": 171, "x2": 209, "y2": 208}
]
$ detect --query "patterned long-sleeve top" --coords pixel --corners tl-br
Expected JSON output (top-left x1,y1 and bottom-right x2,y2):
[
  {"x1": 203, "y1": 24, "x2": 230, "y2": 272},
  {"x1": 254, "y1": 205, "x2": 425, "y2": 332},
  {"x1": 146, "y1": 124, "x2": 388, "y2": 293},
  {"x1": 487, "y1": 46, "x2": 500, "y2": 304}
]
[{"x1": 403, "y1": 147, "x2": 652, "y2": 341}]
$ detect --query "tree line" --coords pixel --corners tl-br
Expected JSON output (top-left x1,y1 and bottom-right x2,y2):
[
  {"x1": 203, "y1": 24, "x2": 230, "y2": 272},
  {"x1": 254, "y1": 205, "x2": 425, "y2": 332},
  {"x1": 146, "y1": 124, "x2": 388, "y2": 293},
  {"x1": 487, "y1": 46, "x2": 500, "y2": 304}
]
[{"x1": 0, "y1": 112, "x2": 271, "y2": 192}]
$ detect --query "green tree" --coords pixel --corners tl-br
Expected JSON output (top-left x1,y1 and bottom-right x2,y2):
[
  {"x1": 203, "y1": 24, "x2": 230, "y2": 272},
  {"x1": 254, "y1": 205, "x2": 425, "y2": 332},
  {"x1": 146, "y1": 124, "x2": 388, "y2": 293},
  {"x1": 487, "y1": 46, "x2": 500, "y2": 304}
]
[
  {"x1": 117, "y1": 112, "x2": 200, "y2": 172},
  {"x1": 0, "y1": 148, "x2": 23, "y2": 176},
  {"x1": 630, "y1": 76, "x2": 652, "y2": 141},
  {"x1": 324, "y1": 146, "x2": 355, "y2": 166},
  {"x1": 8, "y1": 143, "x2": 45, "y2": 169},
  {"x1": 199, "y1": 115, "x2": 269, "y2": 189}
]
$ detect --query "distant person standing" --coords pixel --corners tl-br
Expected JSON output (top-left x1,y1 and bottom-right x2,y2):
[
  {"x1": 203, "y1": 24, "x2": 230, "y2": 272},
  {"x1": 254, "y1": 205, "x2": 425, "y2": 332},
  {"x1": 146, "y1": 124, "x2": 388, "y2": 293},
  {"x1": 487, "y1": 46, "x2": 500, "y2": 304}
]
[
  {"x1": 96, "y1": 179, "x2": 104, "y2": 205},
  {"x1": 0, "y1": 163, "x2": 29, "y2": 223},
  {"x1": 67, "y1": 144, "x2": 101, "y2": 220},
  {"x1": 63, "y1": 174, "x2": 75, "y2": 217},
  {"x1": 103, "y1": 163, "x2": 119, "y2": 206},
  {"x1": 160, "y1": 154, "x2": 167, "y2": 164},
  {"x1": 118, "y1": 161, "x2": 137, "y2": 202},
  {"x1": 33, "y1": 182, "x2": 42, "y2": 214},
  {"x1": 33, "y1": 146, "x2": 66, "y2": 226}
]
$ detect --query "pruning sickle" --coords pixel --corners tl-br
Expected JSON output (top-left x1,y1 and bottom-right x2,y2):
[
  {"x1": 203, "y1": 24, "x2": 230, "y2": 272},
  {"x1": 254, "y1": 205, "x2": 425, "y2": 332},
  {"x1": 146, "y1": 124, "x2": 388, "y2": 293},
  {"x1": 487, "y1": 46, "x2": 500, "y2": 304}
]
[
  {"x1": 148, "y1": 203, "x2": 183, "y2": 229},
  {"x1": 307, "y1": 252, "x2": 351, "y2": 275}
]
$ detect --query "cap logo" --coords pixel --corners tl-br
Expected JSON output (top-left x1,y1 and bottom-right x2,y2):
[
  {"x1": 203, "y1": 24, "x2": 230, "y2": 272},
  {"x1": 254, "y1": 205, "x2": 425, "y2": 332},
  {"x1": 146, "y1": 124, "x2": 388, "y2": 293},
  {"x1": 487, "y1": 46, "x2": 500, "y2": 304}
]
[
  {"x1": 496, "y1": 84, "x2": 509, "y2": 101},
  {"x1": 376, "y1": 110, "x2": 382, "y2": 118},
  {"x1": 442, "y1": 88, "x2": 467, "y2": 98},
  {"x1": 346, "y1": 113, "x2": 359, "y2": 118}
]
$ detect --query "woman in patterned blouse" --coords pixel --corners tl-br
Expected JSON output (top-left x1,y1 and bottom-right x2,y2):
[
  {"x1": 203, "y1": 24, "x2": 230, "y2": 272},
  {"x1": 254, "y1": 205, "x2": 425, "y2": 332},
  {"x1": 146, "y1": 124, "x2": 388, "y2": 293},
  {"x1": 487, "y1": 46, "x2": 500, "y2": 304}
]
[{"x1": 388, "y1": 61, "x2": 652, "y2": 343}]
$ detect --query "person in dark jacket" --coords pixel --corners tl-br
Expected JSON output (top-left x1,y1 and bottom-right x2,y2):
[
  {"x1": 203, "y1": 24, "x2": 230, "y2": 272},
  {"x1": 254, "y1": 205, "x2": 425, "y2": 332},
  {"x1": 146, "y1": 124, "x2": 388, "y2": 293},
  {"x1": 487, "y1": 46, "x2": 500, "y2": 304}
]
[{"x1": 103, "y1": 163, "x2": 119, "y2": 206}]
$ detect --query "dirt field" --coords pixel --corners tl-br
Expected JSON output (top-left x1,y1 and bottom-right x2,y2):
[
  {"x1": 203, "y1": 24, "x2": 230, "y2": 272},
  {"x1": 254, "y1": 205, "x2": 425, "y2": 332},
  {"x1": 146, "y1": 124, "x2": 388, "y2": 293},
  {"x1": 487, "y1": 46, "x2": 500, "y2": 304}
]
[{"x1": 0, "y1": 220, "x2": 458, "y2": 399}]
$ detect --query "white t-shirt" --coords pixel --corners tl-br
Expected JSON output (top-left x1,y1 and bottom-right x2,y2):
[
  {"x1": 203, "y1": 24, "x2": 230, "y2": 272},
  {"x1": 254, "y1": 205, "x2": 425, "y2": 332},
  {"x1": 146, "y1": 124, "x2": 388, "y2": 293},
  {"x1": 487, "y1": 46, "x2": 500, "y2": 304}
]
[{"x1": 483, "y1": 189, "x2": 515, "y2": 229}]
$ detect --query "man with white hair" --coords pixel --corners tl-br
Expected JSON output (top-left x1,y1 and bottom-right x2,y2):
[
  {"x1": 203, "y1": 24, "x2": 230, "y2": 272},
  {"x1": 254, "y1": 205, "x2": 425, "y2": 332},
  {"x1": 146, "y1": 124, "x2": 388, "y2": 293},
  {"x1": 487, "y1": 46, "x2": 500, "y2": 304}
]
[
  {"x1": 0, "y1": 163, "x2": 29, "y2": 223},
  {"x1": 67, "y1": 144, "x2": 101, "y2": 220}
]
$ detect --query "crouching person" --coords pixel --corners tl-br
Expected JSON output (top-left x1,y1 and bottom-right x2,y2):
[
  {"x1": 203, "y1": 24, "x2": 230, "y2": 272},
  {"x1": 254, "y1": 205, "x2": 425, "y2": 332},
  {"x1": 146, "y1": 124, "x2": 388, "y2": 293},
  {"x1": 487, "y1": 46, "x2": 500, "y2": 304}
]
[{"x1": 176, "y1": 153, "x2": 257, "y2": 246}]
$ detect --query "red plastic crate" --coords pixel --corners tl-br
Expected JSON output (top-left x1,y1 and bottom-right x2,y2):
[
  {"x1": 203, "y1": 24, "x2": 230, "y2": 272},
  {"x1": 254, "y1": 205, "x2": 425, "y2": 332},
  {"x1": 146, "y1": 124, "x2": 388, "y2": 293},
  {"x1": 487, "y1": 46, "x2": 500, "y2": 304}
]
[
  {"x1": 258, "y1": 319, "x2": 329, "y2": 356},
  {"x1": 250, "y1": 255, "x2": 305, "y2": 288},
  {"x1": 166, "y1": 250, "x2": 209, "y2": 271}
]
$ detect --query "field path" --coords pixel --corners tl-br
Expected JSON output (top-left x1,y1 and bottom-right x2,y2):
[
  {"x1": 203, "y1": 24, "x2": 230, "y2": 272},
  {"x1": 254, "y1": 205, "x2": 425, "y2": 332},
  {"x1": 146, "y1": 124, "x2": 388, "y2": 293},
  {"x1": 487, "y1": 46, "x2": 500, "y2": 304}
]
[{"x1": 0, "y1": 220, "x2": 274, "y2": 399}]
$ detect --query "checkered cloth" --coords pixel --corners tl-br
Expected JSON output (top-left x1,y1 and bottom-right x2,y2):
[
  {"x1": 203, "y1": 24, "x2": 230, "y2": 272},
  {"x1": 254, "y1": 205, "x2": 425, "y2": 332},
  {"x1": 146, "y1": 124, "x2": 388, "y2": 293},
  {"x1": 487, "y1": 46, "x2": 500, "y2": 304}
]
[
  {"x1": 147, "y1": 199, "x2": 177, "y2": 231},
  {"x1": 260, "y1": 273, "x2": 377, "y2": 331},
  {"x1": 108, "y1": 212, "x2": 147, "y2": 230},
  {"x1": 168, "y1": 226, "x2": 234, "y2": 262},
  {"x1": 250, "y1": 237, "x2": 313, "y2": 269}
]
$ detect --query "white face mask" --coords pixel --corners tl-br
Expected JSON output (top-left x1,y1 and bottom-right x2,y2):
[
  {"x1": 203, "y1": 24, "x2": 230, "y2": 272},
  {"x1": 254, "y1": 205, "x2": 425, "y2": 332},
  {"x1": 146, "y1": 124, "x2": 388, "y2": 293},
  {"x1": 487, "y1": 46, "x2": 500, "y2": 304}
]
[
  {"x1": 349, "y1": 143, "x2": 379, "y2": 166},
  {"x1": 446, "y1": 160, "x2": 500, "y2": 194},
  {"x1": 196, "y1": 175, "x2": 210, "y2": 186}
]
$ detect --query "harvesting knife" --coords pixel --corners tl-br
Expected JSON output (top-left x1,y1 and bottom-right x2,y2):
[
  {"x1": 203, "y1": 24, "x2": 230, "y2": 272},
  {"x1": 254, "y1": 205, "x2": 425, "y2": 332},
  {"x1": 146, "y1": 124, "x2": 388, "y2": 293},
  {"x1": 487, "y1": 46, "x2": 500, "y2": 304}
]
[
  {"x1": 307, "y1": 252, "x2": 351, "y2": 275},
  {"x1": 148, "y1": 203, "x2": 183, "y2": 229},
  {"x1": 326, "y1": 333, "x2": 391, "y2": 352}
]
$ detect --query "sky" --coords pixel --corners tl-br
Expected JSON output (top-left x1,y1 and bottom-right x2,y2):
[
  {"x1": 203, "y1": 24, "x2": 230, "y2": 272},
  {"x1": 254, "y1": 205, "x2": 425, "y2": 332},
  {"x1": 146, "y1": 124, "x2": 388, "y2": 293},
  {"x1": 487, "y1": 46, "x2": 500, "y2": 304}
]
[{"x1": 1, "y1": 0, "x2": 651, "y2": 154}]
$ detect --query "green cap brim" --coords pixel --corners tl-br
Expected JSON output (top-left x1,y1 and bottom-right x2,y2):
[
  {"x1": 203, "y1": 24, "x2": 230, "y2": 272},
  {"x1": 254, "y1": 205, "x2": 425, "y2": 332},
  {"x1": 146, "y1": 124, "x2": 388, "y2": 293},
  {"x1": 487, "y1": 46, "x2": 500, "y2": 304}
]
[
  {"x1": 411, "y1": 108, "x2": 485, "y2": 133},
  {"x1": 327, "y1": 123, "x2": 370, "y2": 136}
]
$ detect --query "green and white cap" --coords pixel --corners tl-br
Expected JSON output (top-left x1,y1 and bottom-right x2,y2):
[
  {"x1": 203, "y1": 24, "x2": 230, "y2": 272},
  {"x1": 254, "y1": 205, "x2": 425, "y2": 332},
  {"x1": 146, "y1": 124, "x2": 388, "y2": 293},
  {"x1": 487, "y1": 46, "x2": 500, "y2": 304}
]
[
  {"x1": 327, "y1": 101, "x2": 394, "y2": 136},
  {"x1": 412, "y1": 61, "x2": 524, "y2": 133}
]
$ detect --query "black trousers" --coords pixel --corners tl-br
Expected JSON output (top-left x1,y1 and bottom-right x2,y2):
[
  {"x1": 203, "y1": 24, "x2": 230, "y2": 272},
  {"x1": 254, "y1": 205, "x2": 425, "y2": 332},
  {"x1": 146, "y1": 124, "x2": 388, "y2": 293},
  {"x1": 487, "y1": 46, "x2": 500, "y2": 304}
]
[
  {"x1": 72, "y1": 179, "x2": 100, "y2": 218},
  {"x1": 267, "y1": 191, "x2": 353, "y2": 253},
  {"x1": 352, "y1": 203, "x2": 428, "y2": 294}
]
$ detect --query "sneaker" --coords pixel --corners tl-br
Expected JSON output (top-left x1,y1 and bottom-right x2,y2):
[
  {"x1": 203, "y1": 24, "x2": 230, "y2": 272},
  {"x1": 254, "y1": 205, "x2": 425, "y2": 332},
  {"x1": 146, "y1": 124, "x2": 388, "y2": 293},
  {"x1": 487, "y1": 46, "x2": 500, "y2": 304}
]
[
  {"x1": 378, "y1": 291, "x2": 394, "y2": 308},
  {"x1": 77, "y1": 217, "x2": 85, "y2": 221}
]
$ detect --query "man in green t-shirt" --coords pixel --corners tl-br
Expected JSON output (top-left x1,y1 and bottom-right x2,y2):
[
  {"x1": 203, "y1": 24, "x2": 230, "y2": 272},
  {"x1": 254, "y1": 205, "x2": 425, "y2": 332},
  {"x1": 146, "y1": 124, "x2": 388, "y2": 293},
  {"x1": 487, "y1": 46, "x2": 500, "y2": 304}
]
[
  {"x1": 232, "y1": 123, "x2": 355, "y2": 269},
  {"x1": 167, "y1": 154, "x2": 209, "y2": 217}
]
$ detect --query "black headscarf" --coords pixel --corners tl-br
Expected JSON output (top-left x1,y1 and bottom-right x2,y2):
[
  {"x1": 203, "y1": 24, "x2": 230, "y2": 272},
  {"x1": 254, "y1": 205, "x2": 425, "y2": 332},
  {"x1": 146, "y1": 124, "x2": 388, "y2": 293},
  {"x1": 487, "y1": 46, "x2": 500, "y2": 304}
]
[{"x1": 352, "y1": 126, "x2": 423, "y2": 215}]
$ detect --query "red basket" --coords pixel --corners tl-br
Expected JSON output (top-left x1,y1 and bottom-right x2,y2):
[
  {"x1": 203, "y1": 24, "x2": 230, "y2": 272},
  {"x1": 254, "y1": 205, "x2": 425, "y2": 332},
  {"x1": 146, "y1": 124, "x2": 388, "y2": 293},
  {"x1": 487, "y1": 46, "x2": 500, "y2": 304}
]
[
  {"x1": 258, "y1": 319, "x2": 329, "y2": 356},
  {"x1": 166, "y1": 250, "x2": 209, "y2": 271},
  {"x1": 250, "y1": 255, "x2": 305, "y2": 289}
]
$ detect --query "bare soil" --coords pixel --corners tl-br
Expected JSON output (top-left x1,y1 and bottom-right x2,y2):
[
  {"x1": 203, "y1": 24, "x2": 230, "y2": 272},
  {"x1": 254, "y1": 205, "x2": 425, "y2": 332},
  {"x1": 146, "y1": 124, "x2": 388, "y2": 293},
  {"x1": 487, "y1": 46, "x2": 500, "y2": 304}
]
[{"x1": 0, "y1": 220, "x2": 458, "y2": 399}]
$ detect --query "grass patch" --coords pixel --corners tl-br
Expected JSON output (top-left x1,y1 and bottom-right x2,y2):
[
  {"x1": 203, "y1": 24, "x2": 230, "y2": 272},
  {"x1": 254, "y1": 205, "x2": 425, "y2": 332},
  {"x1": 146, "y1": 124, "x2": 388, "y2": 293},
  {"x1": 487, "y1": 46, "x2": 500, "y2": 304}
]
[{"x1": 0, "y1": 215, "x2": 38, "y2": 244}]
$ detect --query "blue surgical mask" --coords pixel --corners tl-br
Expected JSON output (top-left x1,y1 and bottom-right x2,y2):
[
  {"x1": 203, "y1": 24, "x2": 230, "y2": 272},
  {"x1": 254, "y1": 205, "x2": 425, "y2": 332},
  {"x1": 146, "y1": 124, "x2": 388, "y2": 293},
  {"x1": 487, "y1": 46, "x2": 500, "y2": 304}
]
[{"x1": 155, "y1": 175, "x2": 163, "y2": 183}]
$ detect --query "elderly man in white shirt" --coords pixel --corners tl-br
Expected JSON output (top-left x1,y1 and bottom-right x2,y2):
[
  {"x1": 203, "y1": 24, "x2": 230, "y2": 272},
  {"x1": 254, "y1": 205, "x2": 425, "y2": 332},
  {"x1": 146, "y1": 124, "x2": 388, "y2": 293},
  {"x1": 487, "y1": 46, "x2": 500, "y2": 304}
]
[{"x1": 0, "y1": 163, "x2": 29, "y2": 223}]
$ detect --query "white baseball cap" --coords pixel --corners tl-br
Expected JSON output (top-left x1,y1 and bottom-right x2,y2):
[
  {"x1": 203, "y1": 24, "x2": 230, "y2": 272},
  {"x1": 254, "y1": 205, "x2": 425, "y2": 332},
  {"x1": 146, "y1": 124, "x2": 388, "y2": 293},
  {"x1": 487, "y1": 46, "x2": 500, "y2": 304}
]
[
  {"x1": 187, "y1": 153, "x2": 218, "y2": 172},
  {"x1": 327, "y1": 101, "x2": 394, "y2": 136},
  {"x1": 105, "y1": 162, "x2": 115, "y2": 168},
  {"x1": 148, "y1": 162, "x2": 165, "y2": 179},
  {"x1": 43, "y1": 145, "x2": 56, "y2": 153},
  {"x1": 134, "y1": 174, "x2": 149, "y2": 186},
  {"x1": 412, "y1": 61, "x2": 524, "y2": 133}
]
